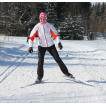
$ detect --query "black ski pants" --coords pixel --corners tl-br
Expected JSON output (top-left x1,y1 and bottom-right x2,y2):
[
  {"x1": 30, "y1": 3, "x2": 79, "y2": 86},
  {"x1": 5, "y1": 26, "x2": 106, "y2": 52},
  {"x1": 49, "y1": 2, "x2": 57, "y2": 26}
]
[{"x1": 37, "y1": 44, "x2": 70, "y2": 80}]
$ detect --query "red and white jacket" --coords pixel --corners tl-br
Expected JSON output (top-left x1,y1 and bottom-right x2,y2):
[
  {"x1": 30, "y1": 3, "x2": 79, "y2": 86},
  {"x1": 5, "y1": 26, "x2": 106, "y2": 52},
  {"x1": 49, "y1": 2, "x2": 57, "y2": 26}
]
[{"x1": 29, "y1": 22, "x2": 61, "y2": 47}]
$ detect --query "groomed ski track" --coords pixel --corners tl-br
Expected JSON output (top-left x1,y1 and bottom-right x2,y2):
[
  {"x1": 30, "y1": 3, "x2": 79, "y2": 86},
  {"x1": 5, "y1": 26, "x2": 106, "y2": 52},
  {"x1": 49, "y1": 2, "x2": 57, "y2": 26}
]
[{"x1": 0, "y1": 37, "x2": 106, "y2": 103}]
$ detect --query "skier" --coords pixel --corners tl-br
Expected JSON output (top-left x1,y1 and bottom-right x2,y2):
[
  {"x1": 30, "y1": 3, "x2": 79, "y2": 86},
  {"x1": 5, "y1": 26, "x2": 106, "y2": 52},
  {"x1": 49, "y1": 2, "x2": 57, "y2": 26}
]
[
  {"x1": 28, "y1": 12, "x2": 74, "y2": 83},
  {"x1": 26, "y1": 28, "x2": 31, "y2": 43}
]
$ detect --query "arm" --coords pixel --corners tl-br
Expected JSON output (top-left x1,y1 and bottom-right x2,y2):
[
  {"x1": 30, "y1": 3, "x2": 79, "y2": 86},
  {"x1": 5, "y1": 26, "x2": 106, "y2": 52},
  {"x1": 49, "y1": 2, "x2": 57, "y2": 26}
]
[
  {"x1": 50, "y1": 25, "x2": 63, "y2": 50},
  {"x1": 28, "y1": 24, "x2": 38, "y2": 53},
  {"x1": 50, "y1": 25, "x2": 61, "y2": 44},
  {"x1": 29, "y1": 25, "x2": 38, "y2": 47}
]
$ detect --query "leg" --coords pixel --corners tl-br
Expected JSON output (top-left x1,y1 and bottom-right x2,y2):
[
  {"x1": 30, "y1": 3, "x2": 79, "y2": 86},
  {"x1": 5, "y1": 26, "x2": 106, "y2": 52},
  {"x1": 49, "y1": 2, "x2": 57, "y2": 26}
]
[
  {"x1": 37, "y1": 46, "x2": 46, "y2": 80},
  {"x1": 47, "y1": 45, "x2": 70, "y2": 76}
]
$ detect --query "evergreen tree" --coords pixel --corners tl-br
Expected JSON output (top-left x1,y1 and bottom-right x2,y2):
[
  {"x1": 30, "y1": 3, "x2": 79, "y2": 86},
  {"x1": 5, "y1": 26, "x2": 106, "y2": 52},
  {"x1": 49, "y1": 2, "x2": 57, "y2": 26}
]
[
  {"x1": 100, "y1": 2, "x2": 105, "y2": 20},
  {"x1": 80, "y1": 2, "x2": 91, "y2": 17},
  {"x1": 1, "y1": 2, "x2": 100, "y2": 40}
]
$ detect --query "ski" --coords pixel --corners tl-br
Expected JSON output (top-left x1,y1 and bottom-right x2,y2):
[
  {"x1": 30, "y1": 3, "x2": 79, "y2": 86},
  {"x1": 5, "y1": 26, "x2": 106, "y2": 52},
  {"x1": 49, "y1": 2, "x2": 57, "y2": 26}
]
[
  {"x1": 62, "y1": 76, "x2": 94, "y2": 86},
  {"x1": 21, "y1": 79, "x2": 48, "y2": 88}
]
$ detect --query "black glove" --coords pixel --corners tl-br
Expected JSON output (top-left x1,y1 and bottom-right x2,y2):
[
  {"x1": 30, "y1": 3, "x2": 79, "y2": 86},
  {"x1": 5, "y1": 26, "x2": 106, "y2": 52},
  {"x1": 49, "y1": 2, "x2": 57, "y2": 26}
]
[
  {"x1": 28, "y1": 47, "x2": 33, "y2": 53},
  {"x1": 58, "y1": 42, "x2": 63, "y2": 50}
]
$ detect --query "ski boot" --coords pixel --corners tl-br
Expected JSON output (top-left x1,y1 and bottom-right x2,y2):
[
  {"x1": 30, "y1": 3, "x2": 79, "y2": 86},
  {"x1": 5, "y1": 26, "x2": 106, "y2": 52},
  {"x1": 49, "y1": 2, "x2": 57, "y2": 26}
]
[
  {"x1": 66, "y1": 73, "x2": 75, "y2": 79},
  {"x1": 35, "y1": 78, "x2": 42, "y2": 84}
]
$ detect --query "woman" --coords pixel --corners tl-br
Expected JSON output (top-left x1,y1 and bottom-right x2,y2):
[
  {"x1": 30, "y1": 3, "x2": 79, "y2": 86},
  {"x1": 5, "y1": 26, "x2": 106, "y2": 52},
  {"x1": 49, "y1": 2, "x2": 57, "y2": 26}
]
[
  {"x1": 28, "y1": 12, "x2": 74, "y2": 83},
  {"x1": 26, "y1": 28, "x2": 31, "y2": 43}
]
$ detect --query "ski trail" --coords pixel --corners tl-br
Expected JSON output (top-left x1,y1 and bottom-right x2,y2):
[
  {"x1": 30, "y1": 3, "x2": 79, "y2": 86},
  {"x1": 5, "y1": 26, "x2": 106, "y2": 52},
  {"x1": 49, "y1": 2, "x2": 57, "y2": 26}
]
[
  {"x1": 60, "y1": 41, "x2": 106, "y2": 102},
  {"x1": 0, "y1": 44, "x2": 29, "y2": 83},
  {"x1": 1, "y1": 40, "x2": 106, "y2": 103},
  {"x1": 70, "y1": 42, "x2": 106, "y2": 101},
  {"x1": 0, "y1": 44, "x2": 25, "y2": 76}
]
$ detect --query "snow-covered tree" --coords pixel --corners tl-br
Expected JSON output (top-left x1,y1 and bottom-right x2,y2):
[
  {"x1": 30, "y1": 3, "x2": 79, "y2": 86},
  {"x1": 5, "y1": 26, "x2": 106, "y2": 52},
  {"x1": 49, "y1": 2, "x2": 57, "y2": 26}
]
[{"x1": 0, "y1": 2, "x2": 94, "y2": 40}]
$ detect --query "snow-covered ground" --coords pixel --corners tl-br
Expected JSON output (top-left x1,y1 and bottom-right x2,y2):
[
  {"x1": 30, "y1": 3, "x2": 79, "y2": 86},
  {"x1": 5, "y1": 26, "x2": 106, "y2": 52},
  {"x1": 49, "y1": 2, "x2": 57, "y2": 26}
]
[{"x1": 0, "y1": 36, "x2": 106, "y2": 103}]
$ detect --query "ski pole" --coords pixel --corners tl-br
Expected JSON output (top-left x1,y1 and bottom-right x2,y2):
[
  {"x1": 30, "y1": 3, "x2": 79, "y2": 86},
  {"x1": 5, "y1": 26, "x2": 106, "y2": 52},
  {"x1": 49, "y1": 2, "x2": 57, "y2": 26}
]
[{"x1": 62, "y1": 50, "x2": 68, "y2": 57}]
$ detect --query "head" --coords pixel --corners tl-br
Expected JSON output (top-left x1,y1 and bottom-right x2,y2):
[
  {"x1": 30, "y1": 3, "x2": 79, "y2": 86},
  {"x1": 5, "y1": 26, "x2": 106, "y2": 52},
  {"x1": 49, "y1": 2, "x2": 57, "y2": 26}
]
[{"x1": 39, "y1": 12, "x2": 47, "y2": 24}]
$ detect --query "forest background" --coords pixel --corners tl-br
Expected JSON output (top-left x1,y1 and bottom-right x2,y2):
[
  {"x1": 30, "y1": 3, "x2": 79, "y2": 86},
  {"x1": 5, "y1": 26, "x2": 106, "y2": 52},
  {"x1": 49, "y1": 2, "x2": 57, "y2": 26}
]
[{"x1": 0, "y1": 2, "x2": 106, "y2": 40}]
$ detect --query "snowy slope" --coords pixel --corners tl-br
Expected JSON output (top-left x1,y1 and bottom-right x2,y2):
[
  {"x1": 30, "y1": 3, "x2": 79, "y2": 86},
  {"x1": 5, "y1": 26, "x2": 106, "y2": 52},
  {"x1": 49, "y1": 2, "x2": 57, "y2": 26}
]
[{"x1": 0, "y1": 36, "x2": 106, "y2": 103}]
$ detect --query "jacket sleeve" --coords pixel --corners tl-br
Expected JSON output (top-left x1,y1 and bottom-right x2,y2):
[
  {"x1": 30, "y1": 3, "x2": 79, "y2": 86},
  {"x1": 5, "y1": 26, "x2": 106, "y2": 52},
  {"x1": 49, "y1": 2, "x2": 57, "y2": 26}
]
[
  {"x1": 29, "y1": 25, "x2": 38, "y2": 47},
  {"x1": 50, "y1": 24, "x2": 61, "y2": 44}
]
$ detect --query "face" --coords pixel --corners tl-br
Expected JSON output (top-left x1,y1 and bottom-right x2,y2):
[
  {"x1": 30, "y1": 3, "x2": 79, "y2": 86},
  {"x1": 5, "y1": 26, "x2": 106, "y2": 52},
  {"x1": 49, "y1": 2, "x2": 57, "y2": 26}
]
[{"x1": 40, "y1": 18, "x2": 47, "y2": 24}]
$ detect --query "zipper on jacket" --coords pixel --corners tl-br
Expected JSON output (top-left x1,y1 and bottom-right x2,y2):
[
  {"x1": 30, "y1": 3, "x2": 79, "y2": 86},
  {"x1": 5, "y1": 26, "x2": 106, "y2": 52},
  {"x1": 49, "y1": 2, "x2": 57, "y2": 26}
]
[{"x1": 43, "y1": 26, "x2": 48, "y2": 47}]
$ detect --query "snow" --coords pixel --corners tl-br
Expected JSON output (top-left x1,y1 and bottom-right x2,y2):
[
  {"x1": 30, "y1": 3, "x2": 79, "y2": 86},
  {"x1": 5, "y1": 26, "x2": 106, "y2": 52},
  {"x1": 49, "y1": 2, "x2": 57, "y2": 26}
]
[{"x1": 1, "y1": 36, "x2": 106, "y2": 103}]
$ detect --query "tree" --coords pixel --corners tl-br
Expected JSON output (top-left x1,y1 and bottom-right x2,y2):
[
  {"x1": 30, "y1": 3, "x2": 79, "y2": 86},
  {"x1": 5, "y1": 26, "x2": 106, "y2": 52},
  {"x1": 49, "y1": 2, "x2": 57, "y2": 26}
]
[
  {"x1": 0, "y1": 2, "x2": 47, "y2": 36},
  {"x1": 80, "y1": 2, "x2": 92, "y2": 18},
  {"x1": 57, "y1": 2, "x2": 91, "y2": 40},
  {"x1": 0, "y1": 2, "x2": 94, "y2": 40},
  {"x1": 100, "y1": 2, "x2": 105, "y2": 19}
]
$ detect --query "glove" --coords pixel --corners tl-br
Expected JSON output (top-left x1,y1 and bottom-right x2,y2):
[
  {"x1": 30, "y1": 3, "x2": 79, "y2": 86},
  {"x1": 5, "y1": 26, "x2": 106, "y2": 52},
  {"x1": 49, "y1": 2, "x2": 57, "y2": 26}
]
[
  {"x1": 58, "y1": 42, "x2": 63, "y2": 50},
  {"x1": 28, "y1": 47, "x2": 33, "y2": 53}
]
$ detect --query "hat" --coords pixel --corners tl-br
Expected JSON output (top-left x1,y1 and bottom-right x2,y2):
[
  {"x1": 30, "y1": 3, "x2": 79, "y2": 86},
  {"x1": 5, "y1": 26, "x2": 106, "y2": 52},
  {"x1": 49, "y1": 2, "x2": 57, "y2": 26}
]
[{"x1": 39, "y1": 12, "x2": 47, "y2": 19}]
